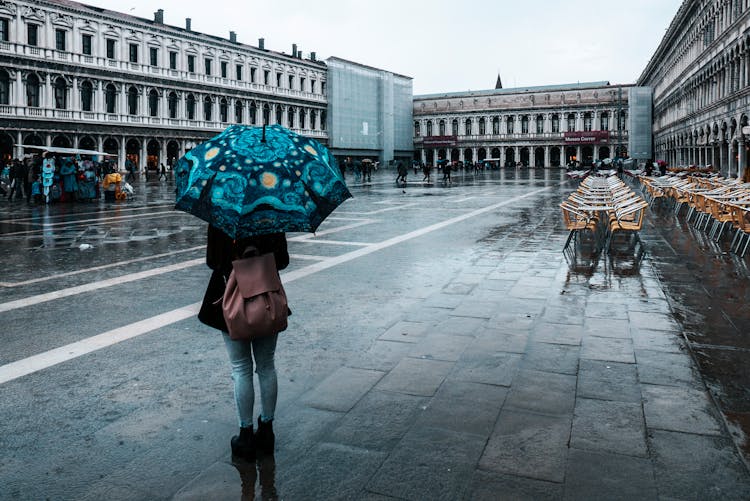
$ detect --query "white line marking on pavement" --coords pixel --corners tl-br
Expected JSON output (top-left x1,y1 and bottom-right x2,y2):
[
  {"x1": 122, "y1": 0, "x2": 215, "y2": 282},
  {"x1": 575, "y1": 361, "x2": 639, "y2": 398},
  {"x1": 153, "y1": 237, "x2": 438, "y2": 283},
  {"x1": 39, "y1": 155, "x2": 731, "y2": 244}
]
[
  {"x1": 0, "y1": 246, "x2": 206, "y2": 287},
  {"x1": 288, "y1": 254, "x2": 328, "y2": 261},
  {"x1": 298, "y1": 239, "x2": 371, "y2": 246},
  {"x1": 288, "y1": 220, "x2": 375, "y2": 241},
  {"x1": 5, "y1": 204, "x2": 176, "y2": 224},
  {"x1": 1, "y1": 212, "x2": 183, "y2": 237},
  {"x1": 0, "y1": 186, "x2": 553, "y2": 385},
  {"x1": 0, "y1": 258, "x2": 204, "y2": 313},
  {"x1": 0, "y1": 304, "x2": 200, "y2": 385}
]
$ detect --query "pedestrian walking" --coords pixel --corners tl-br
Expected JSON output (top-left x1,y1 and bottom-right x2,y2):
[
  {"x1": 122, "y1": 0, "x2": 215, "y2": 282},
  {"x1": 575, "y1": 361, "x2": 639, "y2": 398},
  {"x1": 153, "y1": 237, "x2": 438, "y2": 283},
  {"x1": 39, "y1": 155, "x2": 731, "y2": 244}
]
[
  {"x1": 442, "y1": 162, "x2": 452, "y2": 183},
  {"x1": 7, "y1": 160, "x2": 24, "y2": 201},
  {"x1": 159, "y1": 163, "x2": 167, "y2": 181},
  {"x1": 396, "y1": 160, "x2": 407, "y2": 185},
  {"x1": 199, "y1": 226, "x2": 289, "y2": 461},
  {"x1": 422, "y1": 163, "x2": 431, "y2": 182}
]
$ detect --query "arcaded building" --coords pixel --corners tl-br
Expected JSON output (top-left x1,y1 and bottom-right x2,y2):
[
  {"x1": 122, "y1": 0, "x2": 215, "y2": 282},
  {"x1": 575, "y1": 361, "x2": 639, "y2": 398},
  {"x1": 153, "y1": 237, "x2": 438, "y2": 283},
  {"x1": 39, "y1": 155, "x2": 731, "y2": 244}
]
[
  {"x1": 639, "y1": 0, "x2": 750, "y2": 179},
  {"x1": 0, "y1": 0, "x2": 328, "y2": 170},
  {"x1": 413, "y1": 81, "x2": 632, "y2": 168}
]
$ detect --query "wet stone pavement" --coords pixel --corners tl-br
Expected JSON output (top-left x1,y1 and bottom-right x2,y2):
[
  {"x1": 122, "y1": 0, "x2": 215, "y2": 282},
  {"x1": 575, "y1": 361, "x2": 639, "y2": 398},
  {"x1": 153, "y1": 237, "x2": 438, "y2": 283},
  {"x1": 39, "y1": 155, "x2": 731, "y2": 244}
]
[{"x1": 1, "y1": 169, "x2": 749, "y2": 500}]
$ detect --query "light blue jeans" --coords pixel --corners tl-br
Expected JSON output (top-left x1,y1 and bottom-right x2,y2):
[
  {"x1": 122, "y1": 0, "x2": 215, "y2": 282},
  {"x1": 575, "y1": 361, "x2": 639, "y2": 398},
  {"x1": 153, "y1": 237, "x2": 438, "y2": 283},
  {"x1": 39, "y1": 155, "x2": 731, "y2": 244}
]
[{"x1": 222, "y1": 333, "x2": 278, "y2": 428}]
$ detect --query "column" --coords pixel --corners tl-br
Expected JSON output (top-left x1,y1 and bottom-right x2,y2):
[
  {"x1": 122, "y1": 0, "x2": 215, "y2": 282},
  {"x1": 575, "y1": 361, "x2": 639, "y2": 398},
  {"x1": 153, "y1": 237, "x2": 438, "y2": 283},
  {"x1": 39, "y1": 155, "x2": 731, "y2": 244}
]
[
  {"x1": 71, "y1": 77, "x2": 79, "y2": 112},
  {"x1": 530, "y1": 146, "x2": 535, "y2": 168},
  {"x1": 140, "y1": 138, "x2": 147, "y2": 172},
  {"x1": 96, "y1": 81, "x2": 104, "y2": 114},
  {"x1": 545, "y1": 145, "x2": 550, "y2": 168},
  {"x1": 514, "y1": 146, "x2": 520, "y2": 166},
  {"x1": 45, "y1": 73, "x2": 52, "y2": 110},
  {"x1": 576, "y1": 145, "x2": 582, "y2": 164},
  {"x1": 719, "y1": 141, "x2": 726, "y2": 176},
  {"x1": 14, "y1": 131, "x2": 23, "y2": 159},
  {"x1": 738, "y1": 138, "x2": 746, "y2": 180},
  {"x1": 14, "y1": 71, "x2": 23, "y2": 106},
  {"x1": 119, "y1": 136, "x2": 126, "y2": 171}
]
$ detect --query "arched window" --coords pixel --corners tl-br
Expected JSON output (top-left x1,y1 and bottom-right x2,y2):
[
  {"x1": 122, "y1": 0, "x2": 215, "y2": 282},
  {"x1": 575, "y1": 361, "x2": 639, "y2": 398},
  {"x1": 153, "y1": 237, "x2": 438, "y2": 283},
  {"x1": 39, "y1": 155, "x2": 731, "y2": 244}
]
[
  {"x1": 299, "y1": 109, "x2": 306, "y2": 129},
  {"x1": 465, "y1": 118, "x2": 472, "y2": 135},
  {"x1": 287, "y1": 106, "x2": 295, "y2": 128},
  {"x1": 600, "y1": 111, "x2": 609, "y2": 130},
  {"x1": 506, "y1": 116, "x2": 514, "y2": 134},
  {"x1": 479, "y1": 117, "x2": 486, "y2": 135},
  {"x1": 263, "y1": 103, "x2": 271, "y2": 124},
  {"x1": 220, "y1": 98, "x2": 228, "y2": 122},
  {"x1": 551, "y1": 114, "x2": 560, "y2": 133},
  {"x1": 26, "y1": 74, "x2": 41, "y2": 107},
  {"x1": 105, "y1": 83, "x2": 116, "y2": 113},
  {"x1": 235, "y1": 100, "x2": 243, "y2": 123},
  {"x1": 54, "y1": 77, "x2": 67, "y2": 109},
  {"x1": 492, "y1": 117, "x2": 499, "y2": 135},
  {"x1": 426, "y1": 120, "x2": 432, "y2": 136},
  {"x1": 127, "y1": 86, "x2": 138, "y2": 115},
  {"x1": 320, "y1": 110, "x2": 326, "y2": 131},
  {"x1": 451, "y1": 119, "x2": 458, "y2": 136},
  {"x1": 186, "y1": 94, "x2": 195, "y2": 120},
  {"x1": 203, "y1": 96, "x2": 212, "y2": 121},
  {"x1": 168, "y1": 92, "x2": 178, "y2": 118},
  {"x1": 249, "y1": 101, "x2": 257, "y2": 124},
  {"x1": 148, "y1": 89, "x2": 159, "y2": 117},
  {"x1": 275, "y1": 105, "x2": 282, "y2": 125},
  {"x1": 521, "y1": 115, "x2": 529, "y2": 134},
  {"x1": 439, "y1": 120, "x2": 445, "y2": 136},
  {"x1": 567, "y1": 113, "x2": 576, "y2": 132},
  {"x1": 0, "y1": 70, "x2": 9, "y2": 105},
  {"x1": 310, "y1": 109, "x2": 317, "y2": 130},
  {"x1": 617, "y1": 110, "x2": 626, "y2": 130},
  {"x1": 583, "y1": 112, "x2": 592, "y2": 131},
  {"x1": 536, "y1": 115, "x2": 544, "y2": 134},
  {"x1": 414, "y1": 121, "x2": 421, "y2": 137},
  {"x1": 80, "y1": 81, "x2": 93, "y2": 111}
]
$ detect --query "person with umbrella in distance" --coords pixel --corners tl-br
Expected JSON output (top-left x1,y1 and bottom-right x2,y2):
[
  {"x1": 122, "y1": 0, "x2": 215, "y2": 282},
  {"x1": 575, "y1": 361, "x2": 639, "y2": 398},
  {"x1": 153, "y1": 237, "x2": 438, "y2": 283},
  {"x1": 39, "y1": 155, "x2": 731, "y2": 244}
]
[{"x1": 175, "y1": 124, "x2": 351, "y2": 461}]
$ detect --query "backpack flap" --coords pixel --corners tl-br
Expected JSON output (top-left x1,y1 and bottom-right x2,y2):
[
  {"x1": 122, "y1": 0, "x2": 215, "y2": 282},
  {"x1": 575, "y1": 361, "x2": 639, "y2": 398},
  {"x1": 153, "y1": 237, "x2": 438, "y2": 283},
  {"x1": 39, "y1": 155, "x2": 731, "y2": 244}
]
[{"x1": 231, "y1": 253, "x2": 282, "y2": 298}]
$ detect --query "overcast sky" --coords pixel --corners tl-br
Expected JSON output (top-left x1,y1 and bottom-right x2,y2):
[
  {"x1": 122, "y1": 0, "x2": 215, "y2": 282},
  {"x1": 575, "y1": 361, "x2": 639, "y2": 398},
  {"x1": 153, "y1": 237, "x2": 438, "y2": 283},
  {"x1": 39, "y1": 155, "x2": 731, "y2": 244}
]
[{"x1": 82, "y1": 0, "x2": 684, "y2": 95}]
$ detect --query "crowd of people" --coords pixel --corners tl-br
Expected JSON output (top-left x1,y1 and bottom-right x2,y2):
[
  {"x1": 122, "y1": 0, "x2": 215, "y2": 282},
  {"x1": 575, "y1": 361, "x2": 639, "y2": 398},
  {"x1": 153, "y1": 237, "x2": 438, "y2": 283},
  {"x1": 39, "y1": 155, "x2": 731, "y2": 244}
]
[{"x1": 0, "y1": 154, "x2": 155, "y2": 204}]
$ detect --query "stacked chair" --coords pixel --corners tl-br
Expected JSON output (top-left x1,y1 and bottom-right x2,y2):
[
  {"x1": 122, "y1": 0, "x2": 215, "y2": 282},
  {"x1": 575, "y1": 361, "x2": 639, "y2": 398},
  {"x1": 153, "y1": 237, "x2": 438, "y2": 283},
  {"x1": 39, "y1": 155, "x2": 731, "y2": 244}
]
[
  {"x1": 637, "y1": 173, "x2": 750, "y2": 257},
  {"x1": 561, "y1": 175, "x2": 649, "y2": 257}
]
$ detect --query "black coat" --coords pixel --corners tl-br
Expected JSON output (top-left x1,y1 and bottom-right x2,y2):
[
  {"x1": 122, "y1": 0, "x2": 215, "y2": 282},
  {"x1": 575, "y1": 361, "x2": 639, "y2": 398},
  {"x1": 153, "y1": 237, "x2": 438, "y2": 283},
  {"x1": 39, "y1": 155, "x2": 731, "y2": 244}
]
[{"x1": 198, "y1": 226, "x2": 289, "y2": 332}]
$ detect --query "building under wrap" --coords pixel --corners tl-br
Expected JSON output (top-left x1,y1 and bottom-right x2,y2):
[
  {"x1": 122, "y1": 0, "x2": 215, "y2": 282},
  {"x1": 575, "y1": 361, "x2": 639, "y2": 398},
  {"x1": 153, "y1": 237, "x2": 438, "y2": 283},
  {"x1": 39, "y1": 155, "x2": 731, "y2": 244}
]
[
  {"x1": 628, "y1": 87, "x2": 653, "y2": 160},
  {"x1": 326, "y1": 57, "x2": 413, "y2": 164}
]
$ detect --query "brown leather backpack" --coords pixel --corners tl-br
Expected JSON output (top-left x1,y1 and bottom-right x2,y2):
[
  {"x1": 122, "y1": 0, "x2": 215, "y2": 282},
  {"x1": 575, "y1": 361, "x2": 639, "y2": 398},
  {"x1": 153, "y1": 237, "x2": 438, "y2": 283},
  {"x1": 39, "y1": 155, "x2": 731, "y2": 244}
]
[{"x1": 221, "y1": 247, "x2": 289, "y2": 340}]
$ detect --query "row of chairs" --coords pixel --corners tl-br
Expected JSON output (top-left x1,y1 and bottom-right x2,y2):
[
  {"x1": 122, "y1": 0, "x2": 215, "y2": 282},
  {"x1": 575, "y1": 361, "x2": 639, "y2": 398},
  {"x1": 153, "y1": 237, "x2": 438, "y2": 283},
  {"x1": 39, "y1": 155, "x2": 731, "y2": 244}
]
[
  {"x1": 639, "y1": 175, "x2": 750, "y2": 256},
  {"x1": 561, "y1": 175, "x2": 649, "y2": 255}
]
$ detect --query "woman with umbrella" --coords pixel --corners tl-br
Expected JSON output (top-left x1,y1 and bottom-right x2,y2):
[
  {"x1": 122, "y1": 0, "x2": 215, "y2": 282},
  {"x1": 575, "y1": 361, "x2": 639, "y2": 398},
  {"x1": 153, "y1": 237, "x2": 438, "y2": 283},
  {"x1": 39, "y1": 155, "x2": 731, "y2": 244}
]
[{"x1": 175, "y1": 124, "x2": 351, "y2": 461}]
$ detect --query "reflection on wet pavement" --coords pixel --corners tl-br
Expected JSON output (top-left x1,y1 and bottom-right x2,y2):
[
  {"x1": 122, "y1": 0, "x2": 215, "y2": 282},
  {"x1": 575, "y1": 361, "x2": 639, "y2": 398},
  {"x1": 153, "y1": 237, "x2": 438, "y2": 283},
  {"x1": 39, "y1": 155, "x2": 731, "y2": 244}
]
[
  {"x1": 232, "y1": 456, "x2": 277, "y2": 501},
  {"x1": 643, "y1": 200, "x2": 750, "y2": 459}
]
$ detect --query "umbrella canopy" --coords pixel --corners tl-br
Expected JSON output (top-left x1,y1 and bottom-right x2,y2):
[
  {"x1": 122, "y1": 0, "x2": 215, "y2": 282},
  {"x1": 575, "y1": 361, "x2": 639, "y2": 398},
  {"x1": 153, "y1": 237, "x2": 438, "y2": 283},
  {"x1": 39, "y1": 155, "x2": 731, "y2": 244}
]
[
  {"x1": 361, "y1": 158, "x2": 373, "y2": 163},
  {"x1": 174, "y1": 125, "x2": 352, "y2": 238}
]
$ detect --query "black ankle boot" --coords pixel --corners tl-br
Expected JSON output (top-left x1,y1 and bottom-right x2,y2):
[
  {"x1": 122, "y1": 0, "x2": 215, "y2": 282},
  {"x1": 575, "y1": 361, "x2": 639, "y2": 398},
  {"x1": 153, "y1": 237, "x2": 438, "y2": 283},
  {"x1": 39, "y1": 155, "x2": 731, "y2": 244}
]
[
  {"x1": 231, "y1": 426, "x2": 255, "y2": 461},
  {"x1": 255, "y1": 416, "x2": 275, "y2": 455}
]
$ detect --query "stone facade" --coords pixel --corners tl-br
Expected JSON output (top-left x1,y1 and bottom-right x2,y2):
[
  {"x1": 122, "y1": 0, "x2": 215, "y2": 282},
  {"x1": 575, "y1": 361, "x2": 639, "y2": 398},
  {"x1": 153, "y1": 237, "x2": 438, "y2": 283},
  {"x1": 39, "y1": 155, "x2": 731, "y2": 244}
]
[
  {"x1": 0, "y1": 0, "x2": 327, "y2": 170},
  {"x1": 413, "y1": 82, "x2": 631, "y2": 168},
  {"x1": 639, "y1": 0, "x2": 750, "y2": 179}
]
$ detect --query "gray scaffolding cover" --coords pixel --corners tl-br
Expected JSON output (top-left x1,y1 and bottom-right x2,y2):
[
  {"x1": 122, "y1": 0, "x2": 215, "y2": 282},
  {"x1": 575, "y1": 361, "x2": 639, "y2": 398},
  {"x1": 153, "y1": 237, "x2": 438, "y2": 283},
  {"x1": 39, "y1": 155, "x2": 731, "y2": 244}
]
[{"x1": 628, "y1": 87, "x2": 653, "y2": 159}]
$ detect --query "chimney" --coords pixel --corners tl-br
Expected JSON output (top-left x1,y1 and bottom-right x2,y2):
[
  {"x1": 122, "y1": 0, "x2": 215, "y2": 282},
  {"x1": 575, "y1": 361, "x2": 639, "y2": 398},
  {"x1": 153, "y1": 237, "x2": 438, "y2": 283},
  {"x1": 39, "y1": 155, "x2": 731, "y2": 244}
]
[
  {"x1": 229, "y1": 31, "x2": 237, "y2": 43},
  {"x1": 292, "y1": 43, "x2": 297, "y2": 57},
  {"x1": 258, "y1": 37, "x2": 265, "y2": 50},
  {"x1": 154, "y1": 9, "x2": 164, "y2": 24},
  {"x1": 185, "y1": 18, "x2": 191, "y2": 31},
  {"x1": 297, "y1": 47, "x2": 302, "y2": 58},
  {"x1": 310, "y1": 52, "x2": 316, "y2": 62}
]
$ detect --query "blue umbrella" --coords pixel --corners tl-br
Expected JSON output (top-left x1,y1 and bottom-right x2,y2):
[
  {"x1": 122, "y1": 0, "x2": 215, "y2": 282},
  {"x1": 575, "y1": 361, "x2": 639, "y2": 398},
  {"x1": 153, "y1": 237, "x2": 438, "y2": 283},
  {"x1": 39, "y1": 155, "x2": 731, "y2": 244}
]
[{"x1": 174, "y1": 125, "x2": 352, "y2": 238}]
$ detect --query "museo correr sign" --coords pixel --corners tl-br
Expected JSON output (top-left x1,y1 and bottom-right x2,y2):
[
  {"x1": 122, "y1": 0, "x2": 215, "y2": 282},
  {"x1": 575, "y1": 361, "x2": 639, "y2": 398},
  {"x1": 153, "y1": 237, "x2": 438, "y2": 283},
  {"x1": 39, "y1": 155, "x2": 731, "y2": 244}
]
[{"x1": 563, "y1": 131, "x2": 610, "y2": 144}]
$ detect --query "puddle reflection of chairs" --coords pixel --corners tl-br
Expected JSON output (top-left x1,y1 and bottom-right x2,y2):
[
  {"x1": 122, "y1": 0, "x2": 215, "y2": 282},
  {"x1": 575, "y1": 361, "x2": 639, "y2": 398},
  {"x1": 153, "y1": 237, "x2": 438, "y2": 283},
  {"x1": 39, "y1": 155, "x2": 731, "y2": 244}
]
[{"x1": 232, "y1": 455, "x2": 277, "y2": 501}]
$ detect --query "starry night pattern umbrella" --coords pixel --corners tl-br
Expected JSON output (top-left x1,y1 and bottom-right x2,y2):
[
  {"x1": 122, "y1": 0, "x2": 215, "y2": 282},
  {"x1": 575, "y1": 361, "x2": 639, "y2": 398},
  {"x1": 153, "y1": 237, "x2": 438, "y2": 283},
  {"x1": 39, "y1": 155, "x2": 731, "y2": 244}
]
[{"x1": 174, "y1": 124, "x2": 352, "y2": 239}]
